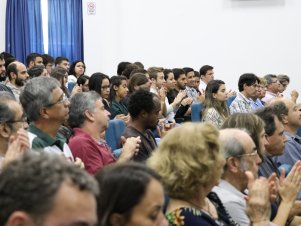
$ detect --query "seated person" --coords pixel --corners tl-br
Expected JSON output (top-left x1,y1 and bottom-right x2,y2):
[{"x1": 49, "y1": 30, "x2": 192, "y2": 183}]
[{"x1": 68, "y1": 91, "x2": 140, "y2": 175}]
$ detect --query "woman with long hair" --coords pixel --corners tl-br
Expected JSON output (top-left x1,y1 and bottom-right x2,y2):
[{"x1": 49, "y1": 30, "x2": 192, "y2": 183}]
[
  {"x1": 89, "y1": 72, "x2": 111, "y2": 111},
  {"x1": 95, "y1": 162, "x2": 168, "y2": 226},
  {"x1": 202, "y1": 80, "x2": 229, "y2": 128},
  {"x1": 109, "y1": 76, "x2": 129, "y2": 119}
]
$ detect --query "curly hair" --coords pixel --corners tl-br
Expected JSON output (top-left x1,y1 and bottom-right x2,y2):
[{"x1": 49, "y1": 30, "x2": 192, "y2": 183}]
[
  {"x1": 148, "y1": 122, "x2": 224, "y2": 200},
  {"x1": 202, "y1": 80, "x2": 228, "y2": 119}
]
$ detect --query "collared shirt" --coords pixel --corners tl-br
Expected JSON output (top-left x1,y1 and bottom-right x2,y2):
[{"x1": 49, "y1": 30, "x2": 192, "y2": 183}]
[
  {"x1": 213, "y1": 180, "x2": 276, "y2": 226},
  {"x1": 273, "y1": 131, "x2": 301, "y2": 167},
  {"x1": 259, "y1": 154, "x2": 281, "y2": 178},
  {"x1": 229, "y1": 92, "x2": 253, "y2": 114},
  {"x1": 28, "y1": 124, "x2": 74, "y2": 161},
  {"x1": 185, "y1": 86, "x2": 199, "y2": 103},
  {"x1": 5, "y1": 81, "x2": 22, "y2": 102},
  {"x1": 213, "y1": 180, "x2": 249, "y2": 226},
  {"x1": 198, "y1": 80, "x2": 207, "y2": 93},
  {"x1": 250, "y1": 98, "x2": 265, "y2": 110},
  {"x1": 68, "y1": 128, "x2": 116, "y2": 175},
  {"x1": 262, "y1": 91, "x2": 277, "y2": 103}
]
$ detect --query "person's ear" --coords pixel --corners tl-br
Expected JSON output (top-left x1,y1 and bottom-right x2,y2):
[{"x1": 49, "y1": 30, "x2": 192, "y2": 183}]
[
  {"x1": 0, "y1": 123, "x2": 11, "y2": 138},
  {"x1": 5, "y1": 211, "x2": 35, "y2": 226},
  {"x1": 110, "y1": 213, "x2": 126, "y2": 226},
  {"x1": 226, "y1": 157, "x2": 240, "y2": 173},
  {"x1": 40, "y1": 107, "x2": 50, "y2": 119},
  {"x1": 84, "y1": 110, "x2": 95, "y2": 122},
  {"x1": 113, "y1": 85, "x2": 119, "y2": 91},
  {"x1": 10, "y1": 72, "x2": 17, "y2": 80},
  {"x1": 213, "y1": 93, "x2": 217, "y2": 99}
]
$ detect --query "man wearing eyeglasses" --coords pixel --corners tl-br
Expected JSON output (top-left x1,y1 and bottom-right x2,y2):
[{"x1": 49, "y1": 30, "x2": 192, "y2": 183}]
[
  {"x1": 0, "y1": 92, "x2": 29, "y2": 169},
  {"x1": 213, "y1": 128, "x2": 262, "y2": 226},
  {"x1": 261, "y1": 74, "x2": 281, "y2": 103},
  {"x1": 20, "y1": 77, "x2": 83, "y2": 167},
  {"x1": 229, "y1": 73, "x2": 260, "y2": 114}
]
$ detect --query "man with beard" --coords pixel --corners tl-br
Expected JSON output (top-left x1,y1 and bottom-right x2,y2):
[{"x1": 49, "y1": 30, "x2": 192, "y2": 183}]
[
  {"x1": 122, "y1": 89, "x2": 161, "y2": 162},
  {"x1": 6, "y1": 62, "x2": 29, "y2": 102},
  {"x1": 0, "y1": 54, "x2": 13, "y2": 94}
]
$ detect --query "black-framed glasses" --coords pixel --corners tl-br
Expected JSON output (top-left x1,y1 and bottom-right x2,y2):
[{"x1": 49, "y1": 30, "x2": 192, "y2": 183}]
[{"x1": 45, "y1": 94, "x2": 69, "y2": 107}]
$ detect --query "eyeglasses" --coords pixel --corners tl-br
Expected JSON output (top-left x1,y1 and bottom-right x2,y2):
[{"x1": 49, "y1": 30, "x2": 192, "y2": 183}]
[
  {"x1": 45, "y1": 94, "x2": 69, "y2": 107},
  {"x1": 1, "y1": 115, "x2": 28, "y2": 124},
  {"x1": 235, "y1": 150, "x2": 258, "y2": 158}
]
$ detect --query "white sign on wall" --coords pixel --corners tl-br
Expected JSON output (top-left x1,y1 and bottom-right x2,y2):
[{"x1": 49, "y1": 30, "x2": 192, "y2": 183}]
[{"x1": 87, "y1": 2, "x2": 96, "y2": 15}]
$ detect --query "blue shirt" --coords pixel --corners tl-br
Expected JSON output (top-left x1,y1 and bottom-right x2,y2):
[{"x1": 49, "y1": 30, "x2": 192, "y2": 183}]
[{"x1": 273, "y1": 131, "x2": 301, "y2": 167}]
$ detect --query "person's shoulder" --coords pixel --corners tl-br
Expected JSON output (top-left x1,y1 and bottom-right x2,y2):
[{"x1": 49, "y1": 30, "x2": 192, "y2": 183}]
[{"x1": 166, "y1": 207, "x2": 217, "y2": 226}]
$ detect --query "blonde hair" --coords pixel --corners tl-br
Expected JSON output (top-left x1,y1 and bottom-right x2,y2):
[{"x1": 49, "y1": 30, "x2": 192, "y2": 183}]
[{"x1": 147, "y1": 122, "x2": 224, "y2": 200}]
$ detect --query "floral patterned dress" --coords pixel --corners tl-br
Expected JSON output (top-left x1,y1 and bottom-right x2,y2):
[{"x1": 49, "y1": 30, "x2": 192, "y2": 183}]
[{"x1": 166, "y1": 207, "x2": 221, "y2": 226}]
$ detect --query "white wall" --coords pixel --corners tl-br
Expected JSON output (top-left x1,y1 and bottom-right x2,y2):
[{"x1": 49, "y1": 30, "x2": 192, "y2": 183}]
[
  {"x1": 1, "y1": 0, "x2": 300, "y2": 94},
  {"x1": 0, "y1": 0, "x2": 7, "y2": 52},
  {"x1": 83, "y1": 0, "x2": 301, "y2": 94}
]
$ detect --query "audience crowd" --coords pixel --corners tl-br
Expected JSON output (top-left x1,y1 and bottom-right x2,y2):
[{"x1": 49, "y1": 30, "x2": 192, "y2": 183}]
[{"x1": 0, "y1": 51, "x2": 301, "y2": 226}]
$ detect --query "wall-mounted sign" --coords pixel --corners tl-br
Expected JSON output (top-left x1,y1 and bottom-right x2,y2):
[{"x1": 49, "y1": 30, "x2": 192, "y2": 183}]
[{"x1": 87, "y1": 2, "x2": 96, "y2": 15}]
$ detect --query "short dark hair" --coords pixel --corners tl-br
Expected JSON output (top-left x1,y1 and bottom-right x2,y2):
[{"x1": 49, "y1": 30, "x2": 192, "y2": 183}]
[
  {"x1": 172, "y1": 68, "x2": 185, "y2": 80},
  {"x1": 28, "y1": 65, "x2": 45, "y2": 78},
  {"x1": 122, "y1": 64, "x2": 139, "y2": 79},
  {"x1": 0, "y1": 52, "x2": 14, "y2": 60},
  {"x1": 117, "y1": 61, "x2": 131, "y2": 75},
  {"x1": 163, "y1": 69, "x2": 173, "y2": 81},
  {"x1": 42, "y1": 54, "x2": 54, "y2": 66},
  {"x1": 0, "y1": 53, "x2": 4, "y2": 61},
  {"x1": 128, "y1": 90, "x2": 156, "y2": 119},
  {"x1": 133, "y1": 61, "x2": 144, "y2": 69},
  {"x1": 77, "y1": 75, "x2": 90, "y2": 86},
  {"x1": 95, "y1": 162, "x2": 161, "y2": 226},
  {"x1": 0, "y1": 152, "x2": 98, "y2": 226},
  {"x1": 255, "y1": 107, "x2": 277, "y2": 136},
  {"x1": 238, "y1": 73, "x2": 259, "y2": 92},
  {"x1": 182, "y1": 67, "x2": 194, "y2": 75},
  {"x1": 89, "y1": 72, "x2": 110, "y2": 95},
  {"x1": 5, "y1": 57, "x2": 17, "y2": 70},
  {"x1": 199, "y1": 65, "x2": 213, "y2": 76},
  {"x1": 194, "y1": 70, "x2": 200, "y2": 78},
  {"x1": 26, "y1": 53, "x2": 41, "y2": 67},
  {"x1": 55, "y1": 56, "x2": 69, "y2": 66}
]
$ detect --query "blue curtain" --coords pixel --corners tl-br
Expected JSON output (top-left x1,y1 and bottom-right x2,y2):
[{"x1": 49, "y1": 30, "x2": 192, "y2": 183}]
[
  {"x1": 48, "y1": 0, "x2": 84, "y2": 62},
  {"x1": 5, "y1": 0, "x2": 44, "y2": 63}
]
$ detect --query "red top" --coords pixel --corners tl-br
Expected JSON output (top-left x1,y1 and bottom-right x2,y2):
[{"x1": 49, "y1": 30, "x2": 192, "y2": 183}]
[{"x1": 68, "y1": 128, "x2": 116, "y2": 175}]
